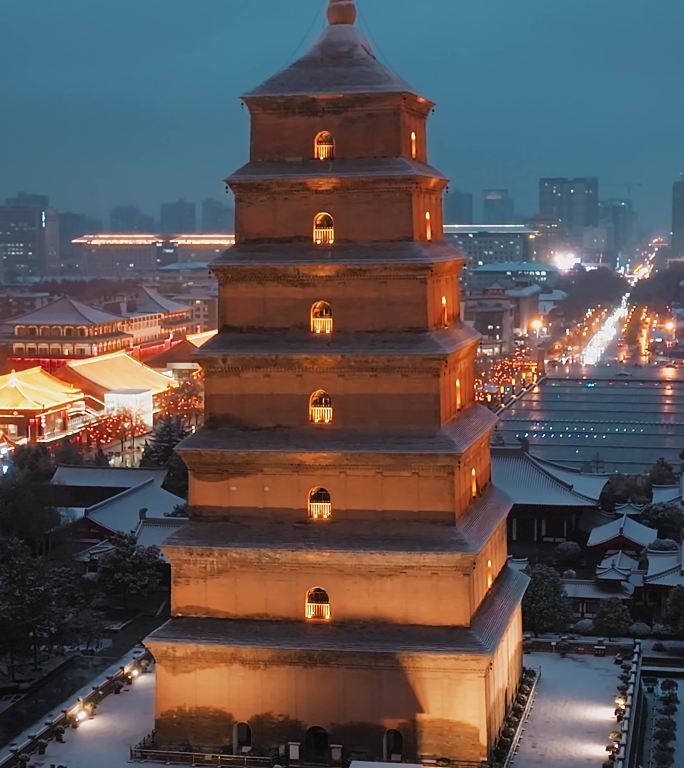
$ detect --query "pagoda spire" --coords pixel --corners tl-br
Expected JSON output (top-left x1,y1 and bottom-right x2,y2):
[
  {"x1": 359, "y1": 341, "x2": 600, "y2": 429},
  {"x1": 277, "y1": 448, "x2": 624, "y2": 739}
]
[{"x1": 327, "y1": 0, "x2": 357, "y2": 26}]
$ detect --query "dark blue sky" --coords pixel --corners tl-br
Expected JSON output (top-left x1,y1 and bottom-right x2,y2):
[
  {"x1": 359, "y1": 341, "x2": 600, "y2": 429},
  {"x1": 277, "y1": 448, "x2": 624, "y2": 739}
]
[{"x1": 1, "y1": 0, "x2": 681, "y2": 230}]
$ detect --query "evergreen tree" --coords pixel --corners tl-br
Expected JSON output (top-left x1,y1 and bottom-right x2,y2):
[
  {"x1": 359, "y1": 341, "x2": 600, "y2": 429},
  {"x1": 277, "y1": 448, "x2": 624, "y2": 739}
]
[
  {"x1": 640, "y1": 502, "x2": 684, "y2": 540},
  {"x1": 90, "y1": 447, "x2": 110, "y2": 467},
  {"x1": 592, "y1": 597, "x2": 631, "y2": 640},
  {"x1": 95, "y1": 534, "x2": 167, "y2": 607},
  {"x1": 140, "y1": 417, "x2": 189, "y2": 497},
  {"x1": 649, "y1": 458, "x2": 677, "y2": 486},
  {"x1": 522, "y1": 565, "x2": 573, "y2": 636},
  {"x1": 53, "y1": 439, "x2": 84, "y2": 466}
]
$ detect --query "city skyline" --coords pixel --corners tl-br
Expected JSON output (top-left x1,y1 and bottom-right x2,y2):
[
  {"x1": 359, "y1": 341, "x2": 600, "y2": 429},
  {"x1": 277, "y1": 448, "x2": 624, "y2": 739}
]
[{"x1": 1, "y1": 0, "x2": 683, "y2": 230}]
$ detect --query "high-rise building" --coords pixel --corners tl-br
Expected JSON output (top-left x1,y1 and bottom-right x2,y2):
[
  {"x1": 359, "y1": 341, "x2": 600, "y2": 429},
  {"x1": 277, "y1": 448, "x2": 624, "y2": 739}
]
[
  {"x1": 483, "y1": 188, "x2": 515, "y2": 223},
  {"x1": 0, "y1": 202, "x2": 59, "y2": 280},
  {"x1": 5, "y1": 192, "x2": 50, "y2": 208},
  {"x1": 599, "y1": 199, "x2": 634, "y2": 264},
  {"x1": 160, "y1": 199, "x2": 196, "y2": 234},
  {"x1": 146, "y1": 1, "x2": 526, "y2": 763},
  {"x1": 201, "y1": 197, "x2": 234, "y2": 232},
  {"x1": 444, "y1": 188, "x2": 473, "y2": 224},
  {"x1": 58, "y1": 212, "x2": 103, "y2": 274},
  {"x1": 109, "y1": 205, "x2": 156, "y2": 233},
  {"x1": 672, "y1": 176, "x2": 684, "y2": 259},
  {"x1": 539, "y1": 176, "x2": 599, "y2": 241}
]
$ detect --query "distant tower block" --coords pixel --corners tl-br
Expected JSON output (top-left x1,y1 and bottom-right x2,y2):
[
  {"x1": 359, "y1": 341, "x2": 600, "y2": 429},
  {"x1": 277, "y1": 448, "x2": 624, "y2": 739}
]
[{"x1": 146, "y1": 0, "x2": 528, "y2": 763}]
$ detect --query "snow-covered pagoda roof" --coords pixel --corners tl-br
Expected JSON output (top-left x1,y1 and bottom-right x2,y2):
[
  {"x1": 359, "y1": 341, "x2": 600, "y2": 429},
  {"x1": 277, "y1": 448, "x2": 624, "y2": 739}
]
[
  {"x1": 245, "y1": 0, "x2": 422, "y2": 101},
  {"x1": 587, "y1": 512, "x2": 657, "y2": 549},
  {"x1": 644, "y1": 545, "x2": 684, "y2": 587},
  {"x1": 595, "y1": 550, "x2": 639, "y2": 582}
]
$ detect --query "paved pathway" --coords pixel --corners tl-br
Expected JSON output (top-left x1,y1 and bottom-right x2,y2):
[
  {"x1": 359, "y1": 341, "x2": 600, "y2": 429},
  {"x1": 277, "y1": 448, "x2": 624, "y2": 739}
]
[{"x1": 512, "y1": 651, "x2": 619, "y2": 768}]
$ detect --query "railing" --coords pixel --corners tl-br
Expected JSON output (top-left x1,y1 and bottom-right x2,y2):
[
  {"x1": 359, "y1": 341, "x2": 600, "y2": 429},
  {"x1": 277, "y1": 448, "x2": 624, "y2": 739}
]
[
  {"x1": 613, "y1": 642, "x2": 644, "y2": 768},
  {"x1": 310, "y1": 406, "x2": 333, "y2": 424},
  {"x1": 311, "y1": 317, "x2": 333, "y2": 335},
  {"x1": 502, "y1": 667, "x2": 541, "y2": 768},
  {"x1": 313, "y1": 227, "x2": 335, "y2": 246},
  {"x1": 308, "y1": 502, "x2": 332, "y2": 520},
  {"x1": 305, "y1": 602, "x2": 331, "y2": 621},
  {"x1": 315, "y1": 144, "x2": 334, "y2": 160},
  {"x1": 130, "y1": 748, "x2": 271, "y2": 767}
]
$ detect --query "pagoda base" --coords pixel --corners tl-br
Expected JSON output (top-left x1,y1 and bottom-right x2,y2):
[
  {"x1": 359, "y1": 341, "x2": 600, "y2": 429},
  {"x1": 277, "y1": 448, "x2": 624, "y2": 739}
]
[{"x1": 146, "y1": 570, "x2": 526, "y2": 763}]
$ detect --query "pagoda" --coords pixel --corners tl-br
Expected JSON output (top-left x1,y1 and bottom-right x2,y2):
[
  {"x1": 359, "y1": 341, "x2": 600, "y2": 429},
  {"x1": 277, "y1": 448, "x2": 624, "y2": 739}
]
[{"x1": 146, "y1": 1, "x2": 528, "y2": 762}]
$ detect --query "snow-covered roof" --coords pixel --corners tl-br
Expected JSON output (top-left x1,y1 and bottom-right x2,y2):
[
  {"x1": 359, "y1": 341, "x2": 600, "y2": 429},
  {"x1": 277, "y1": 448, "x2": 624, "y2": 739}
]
[
  {"x1": 85, "y1": 479, "x2": 184, "y2": 535},
  {"x1": 651, "y1": 484, "x2": 682, "y2": 505},
  {"x1": 562, "y1": 578, "x2": 633, "y2": 600},
  {"x1": 245, "y1": 1, "x2": 419, "y2": 100},
  {"x1": 128, "y1": 286, "x2": 189, "y2": 315},
  {"x1": 52, "y1": 465, "x2": 168, "y2": 488},
  {"x1": 135, "y1": 518, "x2": 186, "y2": 549},
  {"x1": 644, "y1": 546, "x2": 684, "y2": 587},
  {"x1": 614, "y1": 502, "x2": 647, "y2": 517},
  {"x1": 595, "y1": 551, "x2": 639, "y2": 581},
  {"x1": 527, "y1": 455, "x2": 612, "y2": 502},
  {"x1": 492, "y1": 448, "x2": 597, "y2": 507},
  {"x1": 587, "y1": 513, "x2": 657, "y2": 549},
  {"x1": 4, "y1": 295, "x2": 122, "y2": 326}
]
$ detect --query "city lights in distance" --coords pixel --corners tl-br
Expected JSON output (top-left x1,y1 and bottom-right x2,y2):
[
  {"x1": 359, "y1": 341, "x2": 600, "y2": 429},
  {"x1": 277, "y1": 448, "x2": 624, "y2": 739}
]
[{"x1": 552, "y1": 252, "x2": 581, "y2": 272}]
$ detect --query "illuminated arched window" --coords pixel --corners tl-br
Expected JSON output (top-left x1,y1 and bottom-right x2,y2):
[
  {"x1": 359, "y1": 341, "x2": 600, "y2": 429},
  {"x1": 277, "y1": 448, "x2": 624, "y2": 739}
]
[
  {"x1": 410, "y1": 131, "x2": 417, "y2": 159},
  {"x1": 456, "y1": 377, "x2": 462, "y2": 411},
  {"x1": 311, "y1": 301, "x2": 333, "y2": 335},
  {"x1": 308, "y1": 487, "x2": 332, "y2": 520},
  {"x1": 441, "y1": 295, "x2": 448, "y2": 327},
  {"x1": 471, "y1": 468, "x2": 478, "y2": 499},
  {"x1": 313, "y1": 213, "x2": 335, "y2": 246},
  {"x1": 309, "y1": 390, "x2": 333, "y2": 424},
  {"x1": 314, "y1": 131, "x2": 335, "y2": 161},
  {"x1": 487, "y1": 558, "x2": 493, "y2": 589},
  {"x1": 425, "y1": 211, "x2": 432, "y2": 241},
  {"x1": 305, "y1": 587, "x2": 331, "y2": 621}
]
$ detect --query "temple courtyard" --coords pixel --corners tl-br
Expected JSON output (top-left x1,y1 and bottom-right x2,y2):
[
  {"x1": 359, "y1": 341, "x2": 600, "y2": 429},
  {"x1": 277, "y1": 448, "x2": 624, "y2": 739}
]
[{"x1": 0, "y1": 651, "x2": 622, "y2": 768}]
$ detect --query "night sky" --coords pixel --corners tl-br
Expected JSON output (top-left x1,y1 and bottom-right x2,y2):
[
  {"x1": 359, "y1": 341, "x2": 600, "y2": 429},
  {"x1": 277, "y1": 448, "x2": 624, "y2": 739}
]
[{"x1": 1, "y1": 0, "x2": 682, "y2": 230}]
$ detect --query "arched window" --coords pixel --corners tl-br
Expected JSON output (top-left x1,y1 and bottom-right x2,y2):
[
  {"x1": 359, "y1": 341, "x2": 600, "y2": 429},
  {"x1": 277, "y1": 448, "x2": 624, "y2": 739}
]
[
  {"x1": 314, "y1": 131, "x2": 335, "y2": 161},
  {"x1": 51, "y1": 326, "x2": 62, "y2": 337},
  {"x1": 425, "y1": 211, "x2": 432, "y2": 241},
  {"x1": 305, "y1": 727, "x2": 330, "y2": 761},
  {"x1": 64, "y1": 327, "x2": 74, "y2": 337},
  {"x1": 441, "y1": 295, "x2": 448, "y2": 327},
  {"x1": 311, "y1": 301, "x2": 333, "y2": 335},
  {"x1": 305, "y1": 588, "x2": 331, "y2": 621},
  {"x1": 233, "y1": 722, "x2": 252, "y2": 755},
  {"x1": 487, "y1": 558, "x2": 493, "y2": 590},
  {"x1": 28, "y1": 326, "x2": 38, "y2": 337},
  {"x1": 410, "y1": 131, "x2": 417, "y2": 159},
  {"x1": 456, "y1": 377, "x2": 462, "y2": 411},
  {"x1": 308, "y1": 487, "x2": 332, "y2": 520},
  {"x1": 384, "y1": 729, "x2": 404, "y2": 762},
  {"x1": 313, "y1": 212, "x2": 335, "y2": 246},
  {"x1": 471, "y1": 467, "x2": 478, "y2": 500},
  {"x1": 309, "y1": 390, "x2": 333, "y2": 424},
  {"x1": 40, "y1": 326, "x2": 50, "y2": 337}
]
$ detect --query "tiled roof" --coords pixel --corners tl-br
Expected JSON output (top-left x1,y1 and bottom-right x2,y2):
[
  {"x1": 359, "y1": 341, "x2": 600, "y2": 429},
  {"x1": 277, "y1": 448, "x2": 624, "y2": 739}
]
[
  {"x1": 245, "y1": 20, "x2": 418, "y2": 100},
  {"x1": 51, "y1": 465, "x2": 168, "y2": 488},
  {"x1": 179, "y1": 404, "x2": 497, "y2": 457},
  {"x1": 195, "y1": 326, "x2": 479, "y2": 359},
  {"x1": 59, "y1": 351, "x2": 174, "y2": 396},
  {"x1": 229, "y1": 158, "x2": 445, "y2": 184},
  {"x1": 129, "y1": 286, "x2": 189, "y2": 315},
  {"x1": 562, "y1": 579, "x2": 633, "y2": 600},
  {"x1": 595, "y1": 551, "x2": 639, "y2": 581},
  {"x1": 4, "y1": 295, "x2": 122, "y2": 326},
  {"x1": 644, "y1": 546, "x2": 684, "y2": 587},
  {"x1": 147, "y1": 566, "x2": 528, "y2": 656},
  {"x1": 526, "y1": 456, "x2": 612, "y2": 502},
  {"x1": 0, "y1": 367, "x2": 83, "y2": 411},
  {"x1": 212, "y1": 241, "x2": 463, "y2": 268},
  {"x1": 135, "y1": 518, "x2": 187, "y2": 549},
  {"x1": 491, "y1": 448, "x2": 597, "y2": 507},
  {"x1": 651, "y1": 484, "x2": 682, "y2": 504},
  {"x1": 587, "y1": 513, "x2": 657, "y2": 549},
  {"x1": 85, "y1": 479, "x2": 184, "y2": 535}
]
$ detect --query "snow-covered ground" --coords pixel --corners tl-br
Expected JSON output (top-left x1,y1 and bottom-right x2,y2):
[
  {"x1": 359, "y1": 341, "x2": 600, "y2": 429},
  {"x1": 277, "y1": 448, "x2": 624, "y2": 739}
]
[
  {"x1": 511, "y1": 651, "x2": 619, "y2": 768},
  {"x1": 3, "y1": 666, "x2": 154, "y2": 768}
]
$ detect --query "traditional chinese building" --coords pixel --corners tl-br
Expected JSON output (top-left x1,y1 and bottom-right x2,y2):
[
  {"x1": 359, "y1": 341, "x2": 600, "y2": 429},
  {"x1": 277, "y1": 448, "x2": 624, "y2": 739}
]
[{"x1": 147, "y1": 1, "x2": 527, "y2": 763}]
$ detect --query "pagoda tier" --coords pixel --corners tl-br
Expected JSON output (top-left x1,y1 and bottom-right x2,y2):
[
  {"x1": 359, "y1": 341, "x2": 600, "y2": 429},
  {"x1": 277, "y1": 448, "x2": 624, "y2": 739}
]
[{"x1": 147, "y1": 1, "x2": 526, "y2": 763}]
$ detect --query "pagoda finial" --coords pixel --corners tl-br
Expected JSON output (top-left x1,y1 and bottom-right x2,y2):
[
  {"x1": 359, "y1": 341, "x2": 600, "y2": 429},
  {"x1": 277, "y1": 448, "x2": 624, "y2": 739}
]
[{"x1": 328, "y1": 0, "x2": 357, "y2": 26}]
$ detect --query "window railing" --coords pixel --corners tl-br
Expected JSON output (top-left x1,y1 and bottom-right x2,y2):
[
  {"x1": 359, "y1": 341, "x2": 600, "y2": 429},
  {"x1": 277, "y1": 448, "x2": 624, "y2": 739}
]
[
  {"x1": 305, "y1": 602, "x2": 331, "y2": 621},
  {"x1": 314, "y1": 227, "x2": 335, "y2": 246},
  {"x1": 316, "y1": 143, "x2": 334, "y2": 160},
  {"x1": 312, "y1": 317, "x2": 333, "y2": 335},
  {"x1": 310, "y1": 406, "x2": 333, "y2": 424},
  {"x1": 308, "y1": 502, "x2": 332, "y2": 520}
]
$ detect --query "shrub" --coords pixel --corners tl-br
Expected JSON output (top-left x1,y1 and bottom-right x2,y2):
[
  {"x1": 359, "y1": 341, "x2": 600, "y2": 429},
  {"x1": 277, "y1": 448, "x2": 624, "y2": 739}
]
[
  {"x1": 555, "y1": 541, "x2": 582, "y2": 564},
  {"x1": 629, "y1": 621, "x2": 651, "y2": 637},
  {"x1": 654, "y1": 728, "x2": 675, "y2": 741},
  {"x1": 573, "y1": 618, "x2": 594, "y2": 634},
  {"x1": 660, "y1": 703, "x2": 678, "y2": 715},
  {"x1": 660, "y1": 693, "x2": 679, "y2": 705},
  {"x1": 653, "y1": 641, "x2": 667, "y2": 652},
  {"x1": 656, "y1": 717, "x2": 676, "y2": 729},
  {"x1": 661, "y1": 679, "x2": 678, "y2": 691}
]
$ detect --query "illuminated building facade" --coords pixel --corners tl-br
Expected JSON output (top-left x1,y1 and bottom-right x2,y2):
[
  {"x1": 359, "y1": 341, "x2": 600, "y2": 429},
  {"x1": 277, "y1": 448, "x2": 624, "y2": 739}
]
[{"x1": 147, "y1": 1, "x2": 526, "y2": 763}]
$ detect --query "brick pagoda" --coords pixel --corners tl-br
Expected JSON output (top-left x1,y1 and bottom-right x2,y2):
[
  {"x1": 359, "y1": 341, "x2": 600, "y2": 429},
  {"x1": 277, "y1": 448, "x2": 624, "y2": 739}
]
[{"x1": 147, "y1": 1, "x2": 527, "y2": 762}]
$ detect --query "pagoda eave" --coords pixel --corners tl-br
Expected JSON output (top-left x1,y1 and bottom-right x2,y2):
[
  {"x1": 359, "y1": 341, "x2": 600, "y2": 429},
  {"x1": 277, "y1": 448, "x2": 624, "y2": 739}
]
[{"x1": 148, "y1": 566, "x2": 527, "y2": 657}]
